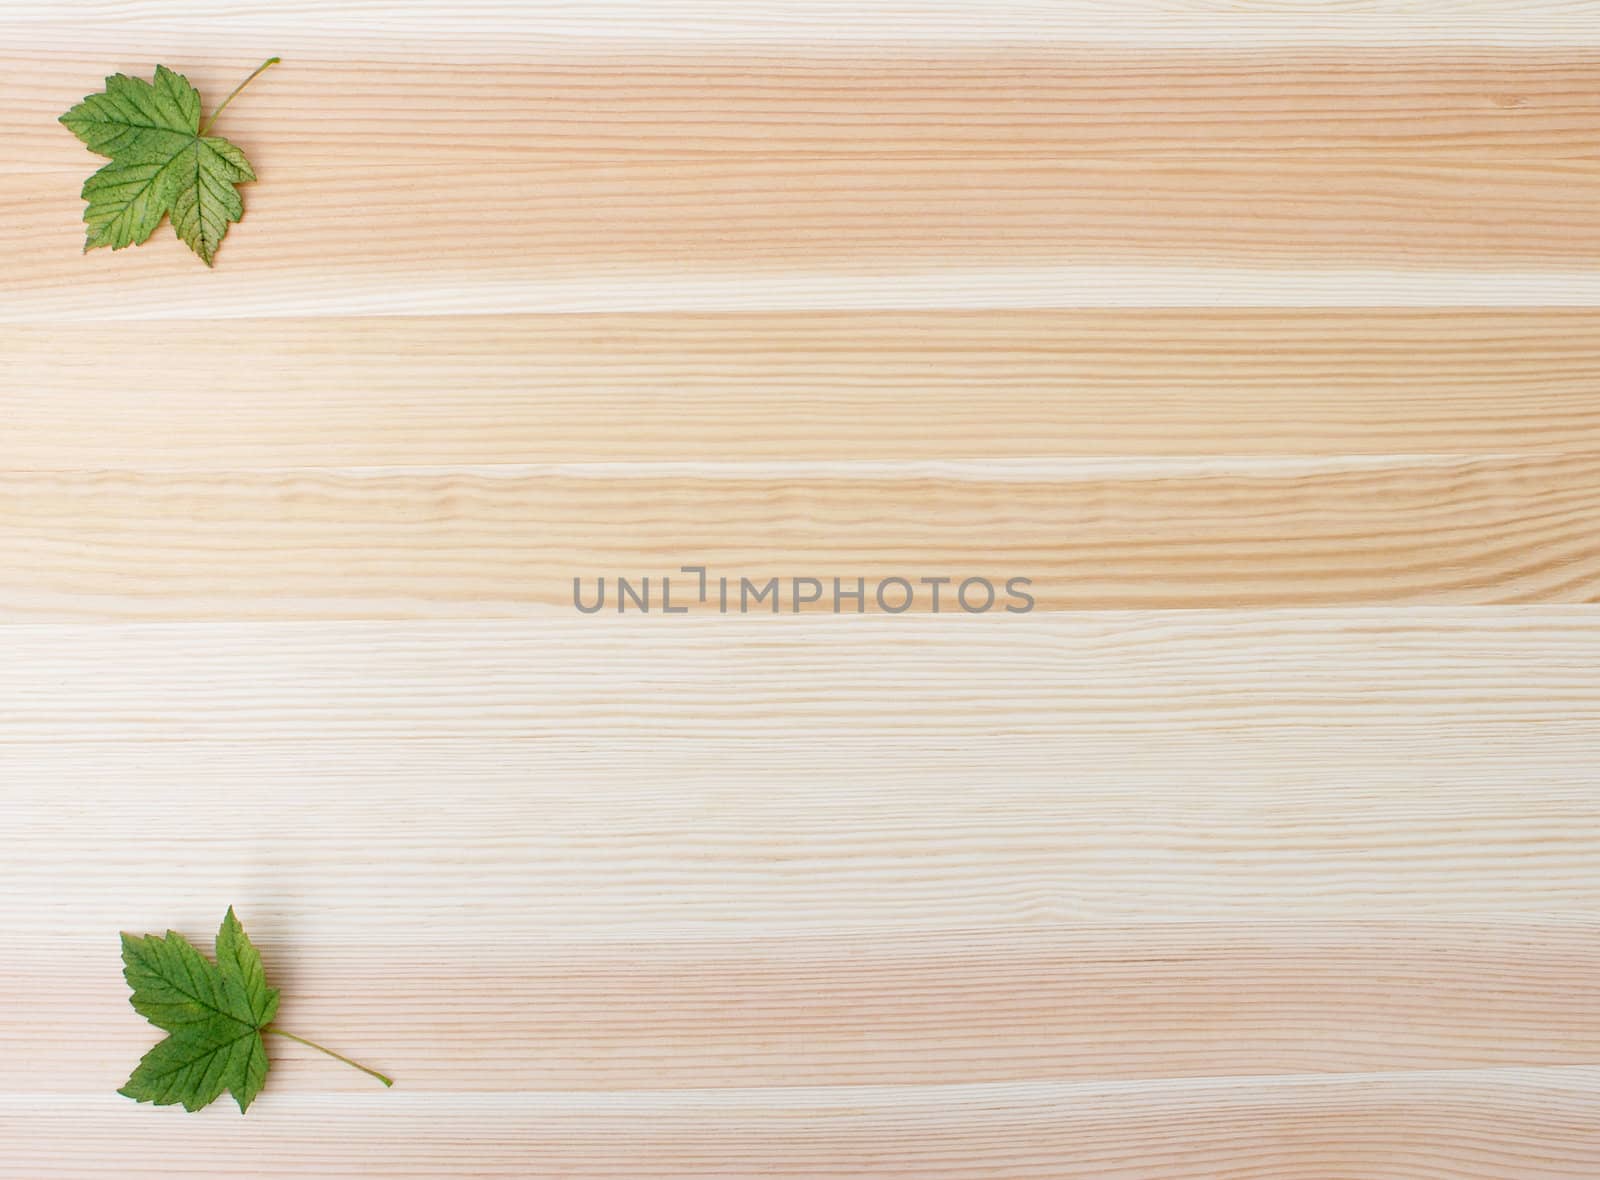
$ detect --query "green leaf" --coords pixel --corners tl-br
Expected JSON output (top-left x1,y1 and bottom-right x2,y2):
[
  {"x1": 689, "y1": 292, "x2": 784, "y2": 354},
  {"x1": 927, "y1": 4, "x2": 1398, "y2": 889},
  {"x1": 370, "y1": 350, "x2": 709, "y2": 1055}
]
[
  {"x1": 118, "y1": 907, "x2": 393, "y2": 1114},
  {"x1": 118, "y1": 911, "x2": 273, "y2": 1113},
  {"x1": 120, "y1": 928, "x2": 240, "y2": 1031},
  {"x1": 59, "y1": 66, "x2": 201, "y2": 160},
  {"x1": 79, "y1": 155, "x2": 184, "y2": 255},
  {"x1": 59, "y1": 61, "x2": 276, "y2": 266},
  {"x1": 215, "y1": 905, "x2": 279, "y2": 1028},
  {"x1": 120, "y1": 1018, "x2": 263, "y2": 1113},
  {"x1": 169, "y1": 137, "x2": 257, "y2": 266}
]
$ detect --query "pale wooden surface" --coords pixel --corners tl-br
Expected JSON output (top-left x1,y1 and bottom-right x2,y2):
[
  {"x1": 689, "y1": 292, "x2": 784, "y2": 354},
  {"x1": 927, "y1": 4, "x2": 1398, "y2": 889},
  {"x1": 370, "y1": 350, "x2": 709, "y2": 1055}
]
[{"x1": 4, "y1": 2, "x2": 1600, "y2": 1177}]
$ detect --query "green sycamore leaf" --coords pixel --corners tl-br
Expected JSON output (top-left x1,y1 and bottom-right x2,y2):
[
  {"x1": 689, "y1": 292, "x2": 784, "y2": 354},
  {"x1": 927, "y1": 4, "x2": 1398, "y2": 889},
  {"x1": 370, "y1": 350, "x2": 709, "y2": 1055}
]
[
  {"x1": 58, "y1": 65, "x2": 204, "y2": 161},
  {"x1": 119, "y1": 908, "x2": 278, "y2": 1112},
  {"x1": 119, "y1": 907, "x2": 392, "y2": 1114},
  {"x1": 59, "y1": 59, "x2": 278, "y2": 267}
]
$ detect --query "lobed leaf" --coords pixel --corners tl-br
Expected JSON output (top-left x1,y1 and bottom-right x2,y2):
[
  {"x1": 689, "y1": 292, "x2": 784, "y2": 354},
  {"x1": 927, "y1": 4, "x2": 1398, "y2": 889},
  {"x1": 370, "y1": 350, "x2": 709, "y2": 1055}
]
[
  {"x1": 216, "y1": 905, "x2": 280, "y2": 1028},
  {"x1": 118, "y1": 910, "x2": 274, "y2": 1113},
  {"x1": 59, "y1": 66, "x2": 200, "y2": 159},
  {"x1": 59, "y1": 64, "x2": 262, "y2": 265}
]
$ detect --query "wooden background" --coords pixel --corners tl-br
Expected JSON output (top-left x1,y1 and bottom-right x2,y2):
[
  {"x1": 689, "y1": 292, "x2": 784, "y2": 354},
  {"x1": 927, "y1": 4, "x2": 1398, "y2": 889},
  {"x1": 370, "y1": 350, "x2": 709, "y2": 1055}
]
[{"x1": 4, "y1": 2, "x2": 1600, "y2": 1175}]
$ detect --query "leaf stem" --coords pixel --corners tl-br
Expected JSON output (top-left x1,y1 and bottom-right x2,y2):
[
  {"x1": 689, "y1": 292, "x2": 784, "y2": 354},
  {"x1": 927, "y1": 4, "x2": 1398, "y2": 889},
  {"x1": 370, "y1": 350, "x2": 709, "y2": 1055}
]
[
  {"x1": 265, "y1": 1027, "x2": 393, "y2": 1087},
  {"x1": 200, "y1": 56, "x2": 281, "y2": 136}
]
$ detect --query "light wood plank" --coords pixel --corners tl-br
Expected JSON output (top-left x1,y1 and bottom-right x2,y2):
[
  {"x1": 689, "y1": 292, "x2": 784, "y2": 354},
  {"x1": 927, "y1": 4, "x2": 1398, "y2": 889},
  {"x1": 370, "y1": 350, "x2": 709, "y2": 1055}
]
[
  {"x1": 7, "y1": 739, "x2": 1600, "y2": 933},
  {"x1": 8, "y1": 311, "x2": 1600, "y2": 467},
  {"x1": 1, "y1": 455, "x2": 1597, "y2": 617},
  {"x1": 5, "y1": 1070, "x2": 1599, "y2": 1178},
  {"x1": 11, "y1": 1, "x2": 1600, "y2": 52},
  {"x1": 7, "y1": 924, "x2": 1600, "y2": 1093},
  {"x1": 10, "y1": 156, "x2": 1600, "y2": 299},
  {"x1": 17, "y1": 614, "x2": 1597, "y2": 743},
  {"x1": 15, "y1": 53, "x2": 1600, "y2": 169},
  {"x1": 18, "y1": 263, "x2": 1600, "y2": 319},
  {"x1": 11, "y1": 51, "x2": 1600, "y2": 312},
  {"x1": 2, "y1": 614, "x2": 1598, "y2": 934}
]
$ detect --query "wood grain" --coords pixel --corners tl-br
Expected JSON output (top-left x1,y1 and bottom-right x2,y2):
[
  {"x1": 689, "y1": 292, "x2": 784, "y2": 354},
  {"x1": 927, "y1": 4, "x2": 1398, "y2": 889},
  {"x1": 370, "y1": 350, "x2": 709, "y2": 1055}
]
[
  {"x1": 3, "y1": 614, "x2": 1599, "y2": 935},
  {"x1": 10, "y1": 50, "x2": 1600, "y2": 315},
  {"x1": 4, "y1": 0, "x2": 1599, "y2": 1176},
  {"x1": 14, "y1": 1, "x2": 1600, "y2": 51},
  {"x1": 5, "y1": 1071, "x2": 1600, "y2": 1178},
  {"x1": 9, "y1": 926, "x2": 1600, "y2": 1093},
  {"x1": 8, "y1": 310, "x2": 1600, "y2": 466},
  {"x1": 9, "y1": 154, "x2": 1600, "y2": 290},
  {"x1": 15, "y1": 53, "x2": 1600, "y2": 167},
  {"x1": 2, "y1": 454, "x2": 1598, "y2": 617}
]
